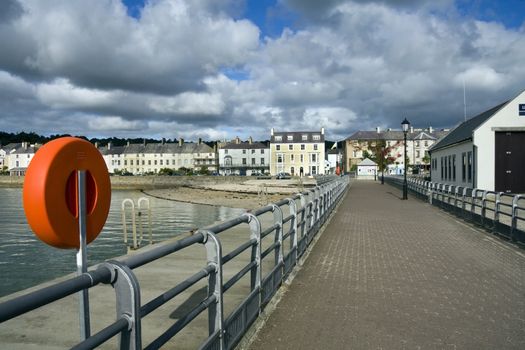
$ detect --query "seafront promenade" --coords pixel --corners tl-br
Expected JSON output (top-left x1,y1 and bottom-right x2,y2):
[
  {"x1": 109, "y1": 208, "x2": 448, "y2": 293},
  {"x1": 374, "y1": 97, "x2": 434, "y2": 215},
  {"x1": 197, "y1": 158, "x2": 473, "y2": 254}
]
[{"x1": 246, "y1": 181, "x2": 525, "y2": 349}]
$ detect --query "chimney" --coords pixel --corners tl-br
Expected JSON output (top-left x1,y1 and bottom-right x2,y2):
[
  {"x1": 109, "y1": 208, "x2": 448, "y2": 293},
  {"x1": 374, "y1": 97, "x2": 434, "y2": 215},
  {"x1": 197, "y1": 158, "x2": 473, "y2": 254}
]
[
  {"x1": 108, "y1": 142, "x2": 112, "y2": 150},
  {"x1": 410, "y1": 126, "x2": 414, "y2": 133},
  {"x1": 198, "y1": 137, "x2": 202, "y2": 145},
  {"x1": 235, "y1": 136, "x2": 240, "y2": 144},
  {"x1": 143, "y1": 138, "x2": 146, "y2": 146},
  {"x1": 429, "y1": 126, "x2": 433, "y2": 133},
  {"x1": 179, "y1": 138, "x2": 184, "y2": 146},
  {"x1": 22, "y1": 142, "x2": 27, "y2": 149},
  {"x1": 127, "y1": 141, "x2": 130, "y2": 147},
  {"x1": 271, "y1": 128, "x2": 274, "y2": 136},
  {"x1": 162, "y1": 138, "x2": 165, "y2": 145},
  {"x1": 321, "y1": 127, "x2": 325, "y2": 135},
  {"x1": 248, "y1": 136, "x2": 253, "y2": 145},
  {"x1": 95, "y1": 142, "x2": 99, "y2": 149},
  {"x1": 376, "y1": 127, "x2": 381, "y2": 133}
]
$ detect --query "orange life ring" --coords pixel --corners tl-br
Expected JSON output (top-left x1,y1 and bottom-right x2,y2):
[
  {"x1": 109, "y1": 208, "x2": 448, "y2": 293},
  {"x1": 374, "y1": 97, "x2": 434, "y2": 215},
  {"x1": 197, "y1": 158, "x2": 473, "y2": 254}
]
[{"x1": 23, "y1": 137, "x2": 111, "y2": 249}]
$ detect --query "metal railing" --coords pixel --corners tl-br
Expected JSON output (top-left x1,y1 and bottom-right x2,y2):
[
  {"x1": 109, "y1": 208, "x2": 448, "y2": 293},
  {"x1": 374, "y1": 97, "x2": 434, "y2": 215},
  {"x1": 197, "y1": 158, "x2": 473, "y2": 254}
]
[
  {"x1": 0, "y1": 176, "x2": 350, "y2": 349},
  {"x1": 384, "y1": 176, "x2": 525, "y2": 245}
]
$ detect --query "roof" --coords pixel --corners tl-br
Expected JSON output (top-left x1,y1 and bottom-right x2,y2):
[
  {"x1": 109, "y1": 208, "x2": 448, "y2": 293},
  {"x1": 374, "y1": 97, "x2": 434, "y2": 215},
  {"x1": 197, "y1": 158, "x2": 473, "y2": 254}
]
[
  {"x1": 357, "y1": 158, "x2": 377, "y2": 166},
  {"x1": 271, "y1": 131, "x2": 324, "y2": 143},
  {"x1": 98, "y1": 142, "x2": 214, "y2": 155},
  {"x1": 347, "y1": 129, "x2": 448, "y2": 141},
  {"x1": 221, "y1": 142, "x2": 267, "y2": 150},
  {"x1": 430, "y1": 101, "x2": 508, "y2": 152}
]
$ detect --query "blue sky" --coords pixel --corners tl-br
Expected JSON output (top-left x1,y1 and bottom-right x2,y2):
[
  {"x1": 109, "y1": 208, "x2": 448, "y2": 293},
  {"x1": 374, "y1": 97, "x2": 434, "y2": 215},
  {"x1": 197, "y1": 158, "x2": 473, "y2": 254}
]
[{"x1": 0, "y1": 0, "x2": 524, "y2": 141}]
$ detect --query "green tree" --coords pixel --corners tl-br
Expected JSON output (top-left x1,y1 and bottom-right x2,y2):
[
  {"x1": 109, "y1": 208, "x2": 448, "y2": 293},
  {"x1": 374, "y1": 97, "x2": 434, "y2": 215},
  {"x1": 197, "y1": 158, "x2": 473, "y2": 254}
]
[{"x1": 158, "y1": 168, "x2": 175, "y2": 176}]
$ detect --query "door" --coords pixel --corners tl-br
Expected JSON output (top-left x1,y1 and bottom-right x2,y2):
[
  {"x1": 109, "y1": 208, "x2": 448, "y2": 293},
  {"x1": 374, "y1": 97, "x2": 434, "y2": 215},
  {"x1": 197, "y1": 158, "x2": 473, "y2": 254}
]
[{"x1": 495, "y1": 132, "x2": 525, "y2": 193}]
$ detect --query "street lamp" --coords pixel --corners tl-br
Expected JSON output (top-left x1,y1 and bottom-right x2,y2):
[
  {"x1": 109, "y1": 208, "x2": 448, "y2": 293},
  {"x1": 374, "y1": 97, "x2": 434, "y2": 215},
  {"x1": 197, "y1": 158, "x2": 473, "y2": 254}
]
[
  {"x1": 401, "y1": 118, "x2": 410, "y2": 200},
  {"x1": 381, "y1": 140, "x2": 385, "y2": 184}
]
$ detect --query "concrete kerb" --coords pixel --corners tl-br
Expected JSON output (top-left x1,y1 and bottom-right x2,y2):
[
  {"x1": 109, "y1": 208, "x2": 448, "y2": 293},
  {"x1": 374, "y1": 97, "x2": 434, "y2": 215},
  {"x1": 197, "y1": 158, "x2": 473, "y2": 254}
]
[{"x1": 235, "y1": 183, "x2": 351, "y2": 350}]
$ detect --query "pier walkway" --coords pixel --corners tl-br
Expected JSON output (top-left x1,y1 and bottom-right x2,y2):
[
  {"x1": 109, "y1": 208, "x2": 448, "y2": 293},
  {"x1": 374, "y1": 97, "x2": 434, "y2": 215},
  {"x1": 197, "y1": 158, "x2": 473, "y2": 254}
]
[{"x1": 247, "y1": 180, "x2": 525, "y2": 349}]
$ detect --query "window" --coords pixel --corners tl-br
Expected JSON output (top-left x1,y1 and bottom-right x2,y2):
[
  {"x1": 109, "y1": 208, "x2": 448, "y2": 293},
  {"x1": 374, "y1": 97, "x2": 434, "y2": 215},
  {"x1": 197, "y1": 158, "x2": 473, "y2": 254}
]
[
  {"x1": 415, "y1": 141, "x2": 420, "y2": 147},
  {"x1": 243, "y1": 150, "x2": 246, "y2": 154},
  {"x1": 462, "y1": 153, "x2": 466, "y2": 182},
  {"x1": 260, "y1": 149, "x2": 264, "y2": 154},
  {"x1": 314, "y1": 144, "x2": 318, "y2": 151},
  {"x1": 313, "y1": 135, "x2": 320, "y2": 141},
  {"x1": 148, "y1": 160, "x2": 151, "y2": 165},
  {"x1": 287, "y1": 135, "x2": 293, "y2": 141},
  {"x1": 251, "y1": 149, "x2": 255, "y2": 154},
  {"x1": 300, "y1": 154, "x2": 304, "y2": 163},
  {"x1": 302, "y1": 134, "x2": 308, "y2": 141},
  {"x1": 251, "y1": 158, "x2": 255, "y2": 165},
  {"x1": 172, "y1": 160, "x2": 175, "y2": 165},
  {"x1": 130, "y1": 160, "x2": 134, "y2": 165},
  {"x1": 452, "y1": 155, "x2": 456, "y2": 181},
  {"x1": 242, "y1": 158, "x2": 247, "y2": 165},
  {"x1": 424, "y1": 141, "x2": 428, "y2": 147},
  {"x1": 275, "y1": 136, "x2": 282, "y2": 141},
  {"x1": 225, "y1": 150, "x2": 228, "y2": 154},
  {"x1": 301, "y1": 144, "x2": 305, "y2": 150},
  {"x1": 277, "y1": 154, "x2": 283, "y2": 163},
  {"x1": 441, "y1": 157, "x2": 444, "y2": 180},
  {"x1": 276, "y1": 145, "x2": 280, "y2": 151},
  {"x1": 416, "y1": 151, "x2": 420, "y2": 158},
  {"x1": 291, "y1": 154, "x2": 294, "y2": 162},
  {"x1": 154, "y1": 160, "x2": 157, "y2": 165},
  {"x1": 124, "y1": 160, "x2": 127, "y2": 166},
  {"x1": 261, "y1": 158, "x2": 265, "y2": 165},
  {"x1": 467, "y1": 151, "x2": 472, "y2": 181},
  {"x1": 160, "y1": 160, "x2": 163, "y2": 165},
  {"x1": 288, "y1": 144, "x2": 293, "y2": 150},
  {"x1": 311, "y1": 154, "x2": 317, "y2": 162}
]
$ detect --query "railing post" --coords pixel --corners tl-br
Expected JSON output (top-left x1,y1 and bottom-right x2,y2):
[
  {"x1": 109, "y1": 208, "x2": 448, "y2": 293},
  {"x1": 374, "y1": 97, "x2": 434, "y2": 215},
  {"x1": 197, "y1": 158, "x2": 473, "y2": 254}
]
[
  {"x1": 494, "y1": 192, "x2": 501, "y2": 235},
  {"x1": 243, "y1": 213, "x2": 261, "y2": 292},
  {"x1": 511, "y1": 195, "x2": 520, "y2": 242},
  {"x1": 202, "y1": 230, "x2": 224, "y2": 349},
  {"x1": 271, "y1": 204, "x2": 284, "y2": 268},
  {"x1": 287, "y1": 198, "x2": 298, "y2": 264},
  {"x1": 104, "y1": 261, "x2": 142, "y2": 350},
  {"x1": 481, "y1": 190, "x2": 488, "y2": 226}
]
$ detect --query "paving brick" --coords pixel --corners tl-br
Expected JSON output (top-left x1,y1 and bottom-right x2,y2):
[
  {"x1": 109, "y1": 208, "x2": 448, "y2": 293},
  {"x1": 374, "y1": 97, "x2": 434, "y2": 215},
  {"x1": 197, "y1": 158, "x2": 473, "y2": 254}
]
[{"x1": 247, "y1": 181, "x2": 525, "y2": 350}]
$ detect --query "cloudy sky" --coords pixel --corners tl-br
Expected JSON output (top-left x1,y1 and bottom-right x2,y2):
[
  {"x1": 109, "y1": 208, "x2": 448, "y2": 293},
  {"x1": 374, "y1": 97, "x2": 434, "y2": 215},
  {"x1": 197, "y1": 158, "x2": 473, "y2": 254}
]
[{"x1": 0, "y1": 0, "x2": 524, "y2": 141}]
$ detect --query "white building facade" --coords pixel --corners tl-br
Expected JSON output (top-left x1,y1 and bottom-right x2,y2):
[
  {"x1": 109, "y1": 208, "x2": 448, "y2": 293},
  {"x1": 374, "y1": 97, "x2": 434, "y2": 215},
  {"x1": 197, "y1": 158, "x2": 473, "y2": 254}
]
[
  {"x1": 218, "y1": 137, "x2": 269, "y2": 176},
  {"x1": 430, "y1": 90, "x2": 525, "y2": 193},
  {"x1": 99, "y1": 139, "x2": 217, "y2": 175}
]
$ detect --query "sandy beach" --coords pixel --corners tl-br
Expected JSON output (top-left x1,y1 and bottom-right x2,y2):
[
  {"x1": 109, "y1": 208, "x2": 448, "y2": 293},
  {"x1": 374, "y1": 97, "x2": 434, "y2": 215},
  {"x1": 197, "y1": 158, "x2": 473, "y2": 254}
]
[{"x1": 142, "y1": 178, "x2": 317, "y2": 210}]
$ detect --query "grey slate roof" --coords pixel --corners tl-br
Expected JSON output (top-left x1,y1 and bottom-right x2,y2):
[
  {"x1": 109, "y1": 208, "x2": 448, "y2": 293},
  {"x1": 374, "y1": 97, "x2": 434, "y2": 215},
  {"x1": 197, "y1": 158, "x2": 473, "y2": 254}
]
[
  {"x1": 221, "y1": 142, "x2": 267, "y2": 150},
  {"x1": 99, "y1": 142, "x2": 214, "y2": 155},
  {"x1": 348, "y1": 129, "x2": 448, "y2": 141},
  {"x1": 358, "y1": 158, "x2": 377, "y2": 166},
  {"x1": 429, "y1": 101, "x2": 508, "y2": 152},
  {"x1": 271, "y1": 131, "x2": 324, "y2": 143}
]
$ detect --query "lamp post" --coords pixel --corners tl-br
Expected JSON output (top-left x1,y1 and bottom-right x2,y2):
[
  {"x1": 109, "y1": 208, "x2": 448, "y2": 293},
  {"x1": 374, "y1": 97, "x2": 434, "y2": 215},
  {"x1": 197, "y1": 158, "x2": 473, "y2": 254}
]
[
  {"x1": 381, "y1": 141, "x2": 385, "y2": 184},
  {"x1": 401, "y1": 118, "x2": 410, "y2": 200}
]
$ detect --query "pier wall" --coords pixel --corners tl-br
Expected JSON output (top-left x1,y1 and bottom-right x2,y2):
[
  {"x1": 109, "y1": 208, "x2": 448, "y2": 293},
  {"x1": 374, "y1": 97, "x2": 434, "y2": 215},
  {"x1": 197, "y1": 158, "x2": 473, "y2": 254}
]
[{"x1": 0, "y1": 174, "x2": 247, "y2": 189}]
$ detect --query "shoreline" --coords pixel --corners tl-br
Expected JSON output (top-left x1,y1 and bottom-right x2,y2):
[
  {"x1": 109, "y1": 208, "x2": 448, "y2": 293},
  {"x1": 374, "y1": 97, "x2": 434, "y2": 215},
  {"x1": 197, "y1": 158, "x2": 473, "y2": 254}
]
[{"x1": 0, "y1": 175, "x2": 317, "y2": 210}]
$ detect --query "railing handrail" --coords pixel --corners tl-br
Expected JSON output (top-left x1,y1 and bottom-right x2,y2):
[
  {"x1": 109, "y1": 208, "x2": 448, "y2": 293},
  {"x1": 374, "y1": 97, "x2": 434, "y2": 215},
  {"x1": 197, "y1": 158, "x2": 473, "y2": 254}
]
[
  {"x1": 0, "y1": 175, "x2": 350, "y2": 350},
  {"x1": 383, "y1": 175, "x2": 525, "y2": 246}
]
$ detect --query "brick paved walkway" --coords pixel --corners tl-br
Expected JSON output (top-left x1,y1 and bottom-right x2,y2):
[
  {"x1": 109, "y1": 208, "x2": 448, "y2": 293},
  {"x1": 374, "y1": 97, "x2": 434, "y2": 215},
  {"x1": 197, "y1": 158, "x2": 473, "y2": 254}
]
[{"x1": 247, "y1": 181, "x2": 525, "y2": 350}]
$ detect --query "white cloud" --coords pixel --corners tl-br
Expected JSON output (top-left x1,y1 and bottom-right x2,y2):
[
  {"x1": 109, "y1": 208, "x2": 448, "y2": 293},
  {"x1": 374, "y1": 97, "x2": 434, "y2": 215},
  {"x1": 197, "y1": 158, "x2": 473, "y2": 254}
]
[
  {"x1": 88, "y1": 116, "x2": 144, "y2": 131},
  {"x1": 36, "y1": 79, "x2": 118, "y2": 108},
  {"x1": 149, "y1": 92, "x2": 226, "y2": 115},
  {"x1": 0, "y1": 0, "x2": 524, "y2": 140},
  {"x1": 454, "y1": 66, "x2": 505, "y2": 91}
]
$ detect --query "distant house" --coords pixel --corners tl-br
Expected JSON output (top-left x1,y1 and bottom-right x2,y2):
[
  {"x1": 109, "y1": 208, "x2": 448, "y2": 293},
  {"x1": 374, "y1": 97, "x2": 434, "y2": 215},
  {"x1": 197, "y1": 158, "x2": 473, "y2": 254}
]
[
  {"x1": 218, "y1": 137, "x2": 269, "y2": 176},
  {"x1": 357, "y1": 158, "x2": 378, "y2": 178},
  {"x1": 270, "y1": 128, "x2": 326, "y2": 176},
  {"x1": 429, "y1": 90, "x2": 525, "y2": 193},
  {"x1": 98, "y1": 139, "x2": 217, "y2": 175},
  {"x1": 2, "y1": 142, "x2": 38, "y2": 176},
  {"x1": 345, "y1": 127, "x2": 449, "y2": 172}
]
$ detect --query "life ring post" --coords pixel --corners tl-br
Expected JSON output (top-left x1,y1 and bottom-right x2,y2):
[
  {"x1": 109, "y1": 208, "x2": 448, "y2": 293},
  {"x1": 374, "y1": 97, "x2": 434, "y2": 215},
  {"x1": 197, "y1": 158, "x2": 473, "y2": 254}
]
[{"x1": 77, "y1": 170, "x2": 91, "y2": 340}]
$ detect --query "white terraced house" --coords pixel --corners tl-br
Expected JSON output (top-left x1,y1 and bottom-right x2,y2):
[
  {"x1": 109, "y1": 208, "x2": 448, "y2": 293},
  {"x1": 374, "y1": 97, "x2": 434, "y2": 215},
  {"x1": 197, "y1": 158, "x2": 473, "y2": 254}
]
[
  {"x1": 98, "y1": 139, "x2": 217, "y2": 175},
  {"x1": 218, "y1": 137, "x2": 270, "y2": 176}
]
